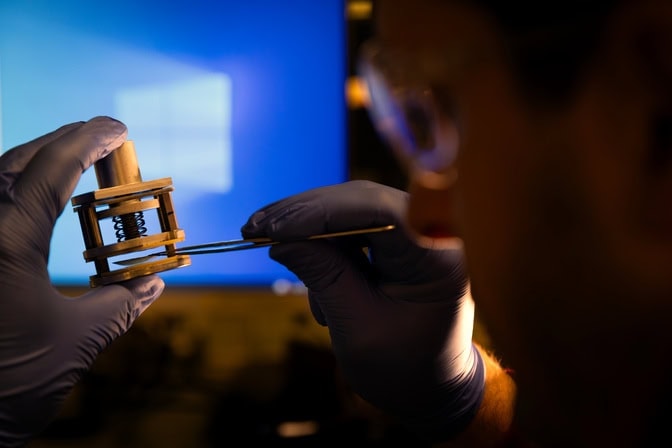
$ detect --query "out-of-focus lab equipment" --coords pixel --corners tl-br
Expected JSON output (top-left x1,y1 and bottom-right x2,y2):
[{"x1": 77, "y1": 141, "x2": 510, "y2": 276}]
[{"x1": 71, "y1": 141, "x2": 191, "y2": 287}]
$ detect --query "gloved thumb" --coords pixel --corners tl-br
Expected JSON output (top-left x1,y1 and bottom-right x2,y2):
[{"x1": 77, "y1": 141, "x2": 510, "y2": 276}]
[{"x1": 64, "y1": 275, "x2": 165, "y2": 365}]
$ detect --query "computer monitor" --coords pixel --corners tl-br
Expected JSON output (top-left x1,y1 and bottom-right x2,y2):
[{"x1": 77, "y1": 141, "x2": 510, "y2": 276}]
[{"x1": 0, "y1": 0, "x2": 347, "y2": 288}]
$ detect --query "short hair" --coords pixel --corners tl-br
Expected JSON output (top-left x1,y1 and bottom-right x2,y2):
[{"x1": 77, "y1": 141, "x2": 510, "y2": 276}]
[{"x1": 463, "y1": 0, "x2": 624, "y2": 105}]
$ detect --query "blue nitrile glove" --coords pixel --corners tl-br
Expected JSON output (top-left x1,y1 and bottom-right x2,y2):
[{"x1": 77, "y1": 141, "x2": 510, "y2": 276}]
[
  {"x1": 241, "y1": 180, "x2": 484, "y2": 442},
  {"x1": 0, "y1": 117, "x2": 165, "y2": 447}
]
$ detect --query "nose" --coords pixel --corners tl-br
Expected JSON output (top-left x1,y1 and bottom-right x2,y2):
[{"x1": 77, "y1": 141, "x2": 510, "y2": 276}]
[{"x1": 405, "y1": 168, "x2": 463, "y2": 249}]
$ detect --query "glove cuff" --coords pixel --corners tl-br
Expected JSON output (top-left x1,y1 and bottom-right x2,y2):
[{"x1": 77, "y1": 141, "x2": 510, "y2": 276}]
[{"x1": 403, "y1": 343, "x2": 486, "y2": 443}]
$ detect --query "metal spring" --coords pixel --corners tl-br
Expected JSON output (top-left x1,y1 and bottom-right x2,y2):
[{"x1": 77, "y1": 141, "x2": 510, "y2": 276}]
[{"x1": 113, "y1": 211, "x2": 148, "y2": 242}]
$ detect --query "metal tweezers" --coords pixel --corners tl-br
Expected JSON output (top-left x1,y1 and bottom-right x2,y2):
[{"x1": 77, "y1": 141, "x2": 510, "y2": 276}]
[{"x1": 115, "y1": 224, "x2": 396, "y2": 266}]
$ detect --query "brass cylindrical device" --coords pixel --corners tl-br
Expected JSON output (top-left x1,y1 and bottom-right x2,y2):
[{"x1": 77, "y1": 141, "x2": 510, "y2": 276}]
[
  {"x1": 95, "y1": 140, "x2": 143, "y2": 187},
  {"x1": 71, "y1": 140, "x2": 191, "y2": 287}
]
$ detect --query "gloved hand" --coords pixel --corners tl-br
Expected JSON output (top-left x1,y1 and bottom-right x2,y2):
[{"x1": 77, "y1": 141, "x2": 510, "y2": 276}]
[
  {"x1": 241, "y1": 180, "x2": 484, "y2": 442},
  {"x1": 0, "y1": 117, "x2": 165, "y2": 447}
]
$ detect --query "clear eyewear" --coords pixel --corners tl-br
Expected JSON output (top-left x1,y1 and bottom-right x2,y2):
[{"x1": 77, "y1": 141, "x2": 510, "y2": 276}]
[{"x1": 356, "y1": 41, "x2": 460, "y2": 181}]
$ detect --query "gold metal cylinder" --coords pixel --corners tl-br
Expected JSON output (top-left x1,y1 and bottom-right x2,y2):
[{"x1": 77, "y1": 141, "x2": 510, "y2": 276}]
[{"x1": 95, "y1": 140, "x2": 143, "y2": 187}]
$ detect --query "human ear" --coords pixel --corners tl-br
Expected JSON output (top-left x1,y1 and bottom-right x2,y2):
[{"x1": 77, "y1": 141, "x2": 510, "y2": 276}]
[
  {"x1": 633, "y1": 16, "x2": 672, "y2": 173},
  {"x1": 603, "y1": 1, "x2": 672, "y2": 284},
  {"x1": 621, "y1": 3, "x2": 672, "y2": 226}
]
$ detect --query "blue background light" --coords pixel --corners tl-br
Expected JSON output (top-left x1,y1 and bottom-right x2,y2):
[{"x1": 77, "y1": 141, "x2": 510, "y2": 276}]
[{"x1": 0, "y1": 0, "x2": 347, "y2": 286}]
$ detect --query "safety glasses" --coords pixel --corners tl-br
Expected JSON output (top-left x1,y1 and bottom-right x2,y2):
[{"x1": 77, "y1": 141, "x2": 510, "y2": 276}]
[{"x1": 357, "y1": 41, "x2": 462, "y2": 185}]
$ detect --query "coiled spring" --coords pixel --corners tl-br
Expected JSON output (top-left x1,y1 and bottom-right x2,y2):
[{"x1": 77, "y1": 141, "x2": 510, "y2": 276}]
[{"x1": 113, "y1": 212, "x2": 148, "y2": 242}]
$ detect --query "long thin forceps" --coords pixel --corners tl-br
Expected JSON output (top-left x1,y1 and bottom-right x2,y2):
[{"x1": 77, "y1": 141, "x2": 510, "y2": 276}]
[{"x1": 114, "y1": 224, "x2": 396, "y2": 266}]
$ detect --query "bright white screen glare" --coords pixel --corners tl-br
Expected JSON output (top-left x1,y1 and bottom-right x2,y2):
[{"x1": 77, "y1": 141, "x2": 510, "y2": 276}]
[{"x1": 0, "y1": 0, "x2": 346, "y2": 286}]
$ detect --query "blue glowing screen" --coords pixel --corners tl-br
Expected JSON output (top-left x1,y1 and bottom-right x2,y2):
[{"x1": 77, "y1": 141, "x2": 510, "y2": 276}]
[{"x1": 0, "y1": 0, "x2": 347, "y2": 287}]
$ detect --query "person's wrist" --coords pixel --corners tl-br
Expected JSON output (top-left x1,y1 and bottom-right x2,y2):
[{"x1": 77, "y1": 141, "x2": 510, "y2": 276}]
[
  {"x1": 439, "y1": 344, "x2": 518, "y2": 448},
  {"x1": 402, "y1": 343, "x2": 486, "y2": 443}
]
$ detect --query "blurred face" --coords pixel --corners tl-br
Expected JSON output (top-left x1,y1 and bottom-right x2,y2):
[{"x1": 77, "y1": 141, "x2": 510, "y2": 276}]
[{"x1": 371, "y1": 0, "x2": 672, "y2": 441}]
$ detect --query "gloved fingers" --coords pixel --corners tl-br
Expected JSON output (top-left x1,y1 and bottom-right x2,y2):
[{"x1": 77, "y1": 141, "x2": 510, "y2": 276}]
[
  {"x1": 241, "y1": 180, "x2": 408, "y2": 240},
  {"x1": 242, "y1": 180, "x2": 469, "y2": 289},
  {"x1": 118, "y1": 275, "x2": 166, "y2": 319},
  {"x1": 68, "y1": 274, "x2": 164, "y2": 351},
  {"x1": 245, "y1": 181, "x2": 463, "y2": 285},
  {"x1": 0, "y1": 122, "x2": 83, "y2": 201},
  {"x1": 241, "y1": 179, "x2": 440, "y2": 282},
  {"x1": 0, "y1": 121, "x2": 83, "y2": 176},
  {"x1": 13, "y1": 116, "x2": 127, "y2": 228}
]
